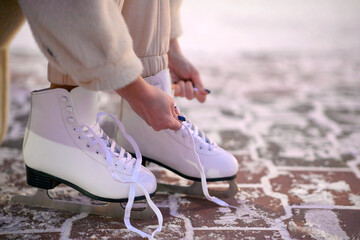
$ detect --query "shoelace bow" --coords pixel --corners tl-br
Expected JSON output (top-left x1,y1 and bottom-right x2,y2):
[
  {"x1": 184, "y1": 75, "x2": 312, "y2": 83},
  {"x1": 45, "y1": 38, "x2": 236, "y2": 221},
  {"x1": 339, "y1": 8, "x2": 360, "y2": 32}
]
[{"x1": 76, "y1": 112, "x2": 162, "y2": 239}]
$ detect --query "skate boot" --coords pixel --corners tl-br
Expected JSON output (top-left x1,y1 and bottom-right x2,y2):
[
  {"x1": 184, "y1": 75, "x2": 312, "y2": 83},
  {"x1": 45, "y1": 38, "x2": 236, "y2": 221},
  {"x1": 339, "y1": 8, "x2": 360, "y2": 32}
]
[
  {"x1": 117, "y1": 69, "x2": 239, "y2": 206},
  {"x1": 11, "y1": 87, "x2": 162, "y2": 239}
]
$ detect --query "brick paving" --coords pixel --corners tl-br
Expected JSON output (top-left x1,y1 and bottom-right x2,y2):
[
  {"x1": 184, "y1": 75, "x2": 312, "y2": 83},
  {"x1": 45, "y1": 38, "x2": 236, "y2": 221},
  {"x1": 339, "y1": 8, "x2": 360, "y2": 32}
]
[{"x1": 1, "y1": 51, "x2": 360, "y2": 240}]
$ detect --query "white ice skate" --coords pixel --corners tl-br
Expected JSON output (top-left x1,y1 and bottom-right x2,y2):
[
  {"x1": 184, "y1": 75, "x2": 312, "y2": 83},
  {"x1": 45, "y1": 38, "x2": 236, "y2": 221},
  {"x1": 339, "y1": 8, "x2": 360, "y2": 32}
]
[
  {"x1": 117, "y1": 70, "x2": 239, "y2": 204},
  {"x1": 11, "y1": 87, "x2": 162, "y2": 239}
]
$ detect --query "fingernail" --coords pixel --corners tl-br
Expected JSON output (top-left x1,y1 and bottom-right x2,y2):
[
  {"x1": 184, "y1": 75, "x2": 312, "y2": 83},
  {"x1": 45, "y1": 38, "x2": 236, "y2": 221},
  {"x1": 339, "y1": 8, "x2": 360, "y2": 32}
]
[
  {"x1": 178, "y1": 115, "x2": 186, "y2": 122},
  {"x1": 205, "y1": 89, "x2": 211, "y2": 94}
]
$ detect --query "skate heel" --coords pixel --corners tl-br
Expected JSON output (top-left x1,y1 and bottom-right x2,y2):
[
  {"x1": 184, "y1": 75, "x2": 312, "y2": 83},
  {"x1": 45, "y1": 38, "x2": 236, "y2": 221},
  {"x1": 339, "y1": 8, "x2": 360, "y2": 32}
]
[
  {"x1": 141, "y1": 159, "x2": 150, "y2": 167},
  {"x1": 26, "y1": 165, "x2": 60, "y2": 189}
]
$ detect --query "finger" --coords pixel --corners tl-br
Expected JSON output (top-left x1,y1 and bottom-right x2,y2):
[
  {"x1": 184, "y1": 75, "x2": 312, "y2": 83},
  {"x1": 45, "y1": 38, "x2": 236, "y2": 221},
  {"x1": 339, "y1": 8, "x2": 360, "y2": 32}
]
[
  {"x1": 185, "y1": 81, "x2": 195, "y2": 100},
  {"x1": 169, "y1": 117, "x2": 182, "y2": 130},
  {"x1": 173, "y1": 105, "x2": 180, "y2": 115},
  {"x1": 195, "y1": 90, "x2": 206, "y2": 103},
  {"x1": 173, "y1": 84, "x2": 181, "y2": 97},
  {"x1": 171, "y1": 72, "x2": 180, "y2": 83},
  {"x1": 177, "y1": 80, "x2": 186, "y2": 97},
  {"x1": 191, "y1": 70, "x2": 207, "y2": 95},
  {"x1": 170, "y1": 101, "x2": 182, "y2": 130},
  {"x1": 171, "y1": 104, "x2": 179, "y2": 119},
  {"x1": 172, "y1": 105, "x2": 185, "y2": 122},
  {"x1": 152, "y1": 126, "x2": 162, "y2": 132}
]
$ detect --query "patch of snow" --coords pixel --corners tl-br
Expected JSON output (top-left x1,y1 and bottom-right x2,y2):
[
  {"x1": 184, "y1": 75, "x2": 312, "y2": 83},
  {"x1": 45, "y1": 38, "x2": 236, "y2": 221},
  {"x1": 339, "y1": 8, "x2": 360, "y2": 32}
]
[
  {"x1": 349, "y1": 194, "x2": 360, "y2": 206},
  {"x1": 290, "y1": 177, "x2": 350, "y2": 204},
  {"x1": 304, "y1": 209, "x2": 349, "y2": 240}
]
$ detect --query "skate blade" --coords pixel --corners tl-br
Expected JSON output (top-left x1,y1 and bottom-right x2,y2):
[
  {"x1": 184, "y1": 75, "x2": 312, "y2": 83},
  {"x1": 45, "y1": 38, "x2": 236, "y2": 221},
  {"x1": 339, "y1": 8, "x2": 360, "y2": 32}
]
[
  {"x1": 157, "y1": 180, "x2": 240, "y2": 198},
  {"x1": 11, "y1": 189, "x2": 154, "y2": 220}
]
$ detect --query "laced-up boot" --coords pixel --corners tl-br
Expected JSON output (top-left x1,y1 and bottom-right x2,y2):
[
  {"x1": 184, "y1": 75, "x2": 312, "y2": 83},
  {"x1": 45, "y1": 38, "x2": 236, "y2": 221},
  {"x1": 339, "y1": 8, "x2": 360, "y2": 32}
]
[
  {"x1": 117, "y1": 69, "x2": 239, "y2": 203},
  {"x1": 18, "y1": 87, "x2": 162, "y2": 239}
]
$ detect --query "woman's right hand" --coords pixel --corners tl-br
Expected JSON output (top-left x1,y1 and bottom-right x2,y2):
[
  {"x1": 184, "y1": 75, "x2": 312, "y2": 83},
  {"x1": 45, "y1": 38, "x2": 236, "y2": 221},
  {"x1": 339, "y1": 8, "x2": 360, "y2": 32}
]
[{"x1": 116, "y1": 76, "x2": 182, "y2": 131}]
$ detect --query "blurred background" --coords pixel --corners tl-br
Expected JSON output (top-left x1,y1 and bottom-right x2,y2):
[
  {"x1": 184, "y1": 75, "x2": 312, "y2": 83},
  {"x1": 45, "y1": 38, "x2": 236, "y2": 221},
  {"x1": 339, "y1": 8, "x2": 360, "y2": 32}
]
[
  {"x1": 181, "y1": 0, "x2": 360, "y2": 55},
  {"x1": 11, "y1": 0, "x2": 360, "y2": 56}
]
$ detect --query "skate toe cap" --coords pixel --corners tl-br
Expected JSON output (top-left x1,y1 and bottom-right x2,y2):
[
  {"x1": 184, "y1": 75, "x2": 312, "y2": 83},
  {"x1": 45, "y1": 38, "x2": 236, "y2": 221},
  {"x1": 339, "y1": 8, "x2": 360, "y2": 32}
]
[
  {"x1": 204, "y1": 149, "x2": 239, "y2": 180},
  {"x1": 135, "y1": 167, "x2": 157, "y2": 195}
]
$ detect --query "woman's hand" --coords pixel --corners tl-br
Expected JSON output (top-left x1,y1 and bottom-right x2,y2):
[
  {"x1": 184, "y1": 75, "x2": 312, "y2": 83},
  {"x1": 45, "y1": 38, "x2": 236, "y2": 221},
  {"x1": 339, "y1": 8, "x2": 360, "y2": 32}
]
[
  {"x1": 168, "y1": 39, "x2": 209, "y2": 103},
  {"x1": 116, "y1": 76, "x2": 182, "y2": 131}
]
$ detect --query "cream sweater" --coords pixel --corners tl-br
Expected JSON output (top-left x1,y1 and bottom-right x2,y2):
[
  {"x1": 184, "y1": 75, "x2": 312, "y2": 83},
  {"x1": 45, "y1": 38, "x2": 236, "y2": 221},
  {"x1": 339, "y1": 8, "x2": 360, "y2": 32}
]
[{"x1": 18, "y1": 0, "x2": 182, "y2": 91}]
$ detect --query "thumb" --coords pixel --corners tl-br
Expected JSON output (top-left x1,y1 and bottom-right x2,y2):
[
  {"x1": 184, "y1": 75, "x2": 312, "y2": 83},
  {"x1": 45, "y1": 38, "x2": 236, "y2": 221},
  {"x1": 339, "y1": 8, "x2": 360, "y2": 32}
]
[
  {"x1": 169, "y1": 105, "x2": 182, "y2": 130},
  {"x1": 169, "y1": 117, "x2": 182, "y2": 130}
]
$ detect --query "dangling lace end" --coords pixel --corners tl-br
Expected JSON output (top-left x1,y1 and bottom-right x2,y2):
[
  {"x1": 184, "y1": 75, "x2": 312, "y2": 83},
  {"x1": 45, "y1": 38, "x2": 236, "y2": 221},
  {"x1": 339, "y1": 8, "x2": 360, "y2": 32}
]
[
  {"x1": 209, "y1": 196, "x2": 238, "y2": 209},
  {"x1": 94, "y1": 112, "x2": 163, "y2": 239},
  {"x1": 182, "y1": 123, "x2": 235, "y2": 209},
  {"x1": 209, "y1": 197, "x2": 230, "y2": 207},
  {"x1": 123, "y1": 183, "x2": 163, "y2": 239}
]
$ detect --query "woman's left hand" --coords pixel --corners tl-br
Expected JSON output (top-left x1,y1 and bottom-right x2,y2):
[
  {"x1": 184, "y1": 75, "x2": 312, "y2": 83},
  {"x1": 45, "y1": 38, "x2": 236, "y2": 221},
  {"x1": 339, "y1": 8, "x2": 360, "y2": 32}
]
[{"x1": 168, "y1": 39, "x2": 209, "y2": 103}]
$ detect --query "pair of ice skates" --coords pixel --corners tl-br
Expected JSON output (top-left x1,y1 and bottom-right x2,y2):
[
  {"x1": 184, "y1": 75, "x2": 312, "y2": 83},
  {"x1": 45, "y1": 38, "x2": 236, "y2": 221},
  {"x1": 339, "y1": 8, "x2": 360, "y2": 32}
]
[{"x1": 12, "y1": 69, "x2": 239, "y2": 238}]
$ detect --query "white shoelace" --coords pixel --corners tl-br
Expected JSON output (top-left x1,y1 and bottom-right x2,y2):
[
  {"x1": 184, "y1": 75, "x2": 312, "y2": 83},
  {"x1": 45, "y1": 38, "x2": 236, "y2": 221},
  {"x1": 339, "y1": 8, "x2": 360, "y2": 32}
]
[
  {"x1": 76, "y1": 112, "x2": 162, "y2": 239},
  {"x1": 180, "y1": 115, "x2": 216, "y2": 151},
  {"x1": 179, "y1": 113, "x2": 236, "y2": 209}
]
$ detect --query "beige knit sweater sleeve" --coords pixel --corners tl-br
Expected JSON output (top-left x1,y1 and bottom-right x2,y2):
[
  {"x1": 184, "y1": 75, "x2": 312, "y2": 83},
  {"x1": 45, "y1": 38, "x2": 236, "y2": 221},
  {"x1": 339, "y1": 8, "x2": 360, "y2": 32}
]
[
  {"x1": 170, "y1": 0, "x2": 183, "y2": 39},
  {"x1": 18, "y1": 0, "x2": 143, "y2": 91}
]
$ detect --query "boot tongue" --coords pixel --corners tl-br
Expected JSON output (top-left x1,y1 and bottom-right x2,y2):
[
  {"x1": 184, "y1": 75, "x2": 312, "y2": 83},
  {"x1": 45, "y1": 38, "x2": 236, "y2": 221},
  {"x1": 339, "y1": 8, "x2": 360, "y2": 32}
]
[
  {"x1": 146, "y1": 69, "x2": 173, "y2": 96},
  {"x1": 69, "y1": 87, "x2": 98, "y2": 126}
]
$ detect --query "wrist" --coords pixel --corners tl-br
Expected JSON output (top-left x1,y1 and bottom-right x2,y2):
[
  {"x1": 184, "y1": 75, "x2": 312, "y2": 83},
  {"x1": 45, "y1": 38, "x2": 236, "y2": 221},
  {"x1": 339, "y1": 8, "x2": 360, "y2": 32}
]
[
  {"x1": 116, "y1": 76, "x2": 152, "y2": 102},
  {"x1": 169, "y1": 38, "x2": 182, "y2": 56}
]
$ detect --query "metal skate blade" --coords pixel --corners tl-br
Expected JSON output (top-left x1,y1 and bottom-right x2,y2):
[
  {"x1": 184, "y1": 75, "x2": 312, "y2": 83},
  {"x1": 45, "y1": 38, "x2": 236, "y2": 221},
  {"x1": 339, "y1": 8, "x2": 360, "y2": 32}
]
[
  {"x1": 11, "y1": 189, "x2": 154, "y2": 219},
  {"x1": 157, "y1": 180, "x2": 239, "y2": 198}
]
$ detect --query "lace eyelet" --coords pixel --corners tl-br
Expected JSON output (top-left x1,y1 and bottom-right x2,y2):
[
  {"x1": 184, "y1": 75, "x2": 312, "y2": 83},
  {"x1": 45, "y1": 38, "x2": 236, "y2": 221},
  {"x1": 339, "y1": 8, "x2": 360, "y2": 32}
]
[
  {"x1": 65, "y1": 106, "x2": 73, "y2": 112},
  {"x1": 67, "y1": 117, "x2": 74, "y2": 123},
  {"x1": 78, "y1": 136, "x2": 81, "y2": 139},
  {"x1": 86, "y1": 144, "x2": 90, "y2": 148},
  {"x1": 199, "y1": 146, "x2": 203, "y2": 150},
  {"x1": 96, "y1": 151, "x2": 99, "y2": 154}
]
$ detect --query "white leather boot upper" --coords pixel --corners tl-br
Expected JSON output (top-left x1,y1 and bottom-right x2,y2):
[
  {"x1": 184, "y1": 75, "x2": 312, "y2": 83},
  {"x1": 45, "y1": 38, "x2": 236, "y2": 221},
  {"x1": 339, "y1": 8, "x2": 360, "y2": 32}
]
[
  {"x1": 23, "y1": 87, "x2": 157, "y2": 200},
  {"x1": 118, "y1": 69, "x2": 239, "y2": 181}
]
